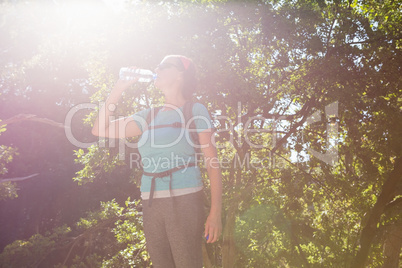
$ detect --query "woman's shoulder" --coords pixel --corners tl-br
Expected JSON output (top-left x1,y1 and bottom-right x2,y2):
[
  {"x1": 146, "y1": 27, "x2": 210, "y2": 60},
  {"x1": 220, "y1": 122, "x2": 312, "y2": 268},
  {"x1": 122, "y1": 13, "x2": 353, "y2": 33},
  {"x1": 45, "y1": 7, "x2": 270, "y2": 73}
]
[
  {"x1": 191, "y1": 102, "x2": 209, "y2": 114},
  {"x1": 132, "y1": 107, "x2": 153, "y2": 121},
  {"x1": 190, "y1": 102, "x2": 214, "y2": 121}
]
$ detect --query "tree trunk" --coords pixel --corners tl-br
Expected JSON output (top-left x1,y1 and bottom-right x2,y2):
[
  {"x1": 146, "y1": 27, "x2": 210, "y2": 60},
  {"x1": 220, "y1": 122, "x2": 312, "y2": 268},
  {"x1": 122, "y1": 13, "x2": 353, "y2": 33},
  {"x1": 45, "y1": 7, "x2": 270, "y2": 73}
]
[
  {"x1": 351, "y1": 157, "x2": 402, "y2": 268},
  {"x1": 382, "y1": 224, "x2": 402, "y2": 268},
  {"x1": 202, "y1": 242, "x2": 213, "y2": 268},
  {"x1": 222, "y1": 202, "x2": 237, "y2": 268}
]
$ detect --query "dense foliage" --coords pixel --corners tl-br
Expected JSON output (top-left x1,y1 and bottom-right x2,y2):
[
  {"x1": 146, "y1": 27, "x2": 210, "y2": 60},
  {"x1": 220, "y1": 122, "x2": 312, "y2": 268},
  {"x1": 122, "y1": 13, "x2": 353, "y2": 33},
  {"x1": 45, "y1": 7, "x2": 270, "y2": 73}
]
[{"x1": 0, "y1": 0, "x2": 401, "y2": 267}]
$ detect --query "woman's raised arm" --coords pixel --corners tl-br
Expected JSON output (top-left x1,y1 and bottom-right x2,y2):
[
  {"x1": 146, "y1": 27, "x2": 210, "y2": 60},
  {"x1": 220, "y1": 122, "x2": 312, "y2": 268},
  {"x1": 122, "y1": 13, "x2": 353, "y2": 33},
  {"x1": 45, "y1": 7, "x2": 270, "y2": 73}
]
[{"x1": 91, "y1": 79, "x2": 143, "y2": 139}]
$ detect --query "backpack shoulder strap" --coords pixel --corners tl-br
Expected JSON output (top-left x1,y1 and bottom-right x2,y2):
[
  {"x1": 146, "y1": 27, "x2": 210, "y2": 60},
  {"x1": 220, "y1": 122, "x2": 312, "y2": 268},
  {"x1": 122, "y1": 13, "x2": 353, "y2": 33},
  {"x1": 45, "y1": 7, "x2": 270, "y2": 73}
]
[
  {"x1": 183, "y1": 101, "x2": 193, "y2": 125},
  {"x1": 183, "y1": 101, "x2": 199, "y2": 145},
  {"x1": 145, "y1": 106, "x2": 162, "y2": 129}
]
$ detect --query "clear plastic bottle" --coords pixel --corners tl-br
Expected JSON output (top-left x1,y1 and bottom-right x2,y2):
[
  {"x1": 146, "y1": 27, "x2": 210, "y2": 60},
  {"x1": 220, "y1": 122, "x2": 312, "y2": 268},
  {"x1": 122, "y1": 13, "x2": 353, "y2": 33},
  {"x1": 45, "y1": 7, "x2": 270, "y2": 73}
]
[{"x1": 119, "y1": 68, "x2": 156, "y2": 83}]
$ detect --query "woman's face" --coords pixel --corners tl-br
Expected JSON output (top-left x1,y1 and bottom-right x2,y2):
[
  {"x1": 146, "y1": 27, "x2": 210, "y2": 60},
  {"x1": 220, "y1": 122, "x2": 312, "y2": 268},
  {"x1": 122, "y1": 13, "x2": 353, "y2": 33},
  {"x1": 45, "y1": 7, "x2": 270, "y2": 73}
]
[{"x1": 154, "y1": 57, "x2": 184, "y2": 93}]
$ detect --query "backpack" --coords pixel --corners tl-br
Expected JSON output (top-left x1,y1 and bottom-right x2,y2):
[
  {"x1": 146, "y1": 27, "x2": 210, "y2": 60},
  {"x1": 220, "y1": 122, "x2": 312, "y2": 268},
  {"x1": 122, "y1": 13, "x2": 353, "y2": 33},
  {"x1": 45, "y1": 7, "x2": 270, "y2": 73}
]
[{"x1": 141, "y1": 101, "x2": 201, "y2": 206}]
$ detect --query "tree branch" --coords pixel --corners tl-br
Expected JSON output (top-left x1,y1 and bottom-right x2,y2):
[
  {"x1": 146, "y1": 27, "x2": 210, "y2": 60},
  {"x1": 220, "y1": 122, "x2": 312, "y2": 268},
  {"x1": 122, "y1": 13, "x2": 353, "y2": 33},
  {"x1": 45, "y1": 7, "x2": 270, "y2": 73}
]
[
  {"x1": 0, "y1": 173, "x2": 40, "y2": 183},
  {"x1": 1, "y1": 114, "x2": 66, "y2": 129},
  {"x1": 270, "y1": 99, "x2": 314, "y2": 155}
]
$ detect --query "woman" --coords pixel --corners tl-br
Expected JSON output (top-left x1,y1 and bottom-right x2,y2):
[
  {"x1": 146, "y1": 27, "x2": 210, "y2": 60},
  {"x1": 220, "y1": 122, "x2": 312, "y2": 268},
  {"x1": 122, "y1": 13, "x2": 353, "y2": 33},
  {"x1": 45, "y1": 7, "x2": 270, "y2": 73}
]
[{"x1": 92, "y1": 55, "x2": 222, "y2": 268}]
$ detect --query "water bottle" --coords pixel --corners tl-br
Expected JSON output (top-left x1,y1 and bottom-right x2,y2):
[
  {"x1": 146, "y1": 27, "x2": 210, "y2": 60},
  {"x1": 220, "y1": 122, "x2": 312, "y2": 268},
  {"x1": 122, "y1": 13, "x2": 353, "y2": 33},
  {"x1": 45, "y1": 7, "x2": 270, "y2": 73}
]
[{"x1": 119, "y1": 68, "x2": 156, "y2": 83}]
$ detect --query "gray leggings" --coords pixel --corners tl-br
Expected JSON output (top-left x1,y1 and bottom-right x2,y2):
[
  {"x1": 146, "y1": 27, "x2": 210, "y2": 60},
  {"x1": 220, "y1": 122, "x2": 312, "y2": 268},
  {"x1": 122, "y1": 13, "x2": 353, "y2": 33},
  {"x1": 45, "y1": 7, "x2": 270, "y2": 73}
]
[{"x1": 142, "y1": 191, "x2": 205, "y2": 268}]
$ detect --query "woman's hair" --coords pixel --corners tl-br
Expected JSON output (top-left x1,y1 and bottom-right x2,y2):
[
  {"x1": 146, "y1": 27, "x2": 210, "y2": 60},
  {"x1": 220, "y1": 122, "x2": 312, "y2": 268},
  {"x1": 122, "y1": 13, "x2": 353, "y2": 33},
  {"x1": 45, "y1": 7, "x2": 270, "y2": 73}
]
[{"x1": 166, "y1": 55, "x2": 197, "y2": 100}]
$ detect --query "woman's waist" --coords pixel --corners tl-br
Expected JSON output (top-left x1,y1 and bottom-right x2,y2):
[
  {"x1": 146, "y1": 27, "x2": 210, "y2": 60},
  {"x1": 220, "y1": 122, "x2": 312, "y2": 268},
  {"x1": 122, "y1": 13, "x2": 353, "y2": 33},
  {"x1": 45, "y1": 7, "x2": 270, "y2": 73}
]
[
  {"x1": 141, "y1": 186, "x2": 203, "y2": 200},
  {"x1": 142, "y1": 164, "x2": 197, "y2": 177},
  {"x1": 140, "y1": 154, "x2": 196, "y2": 173}
]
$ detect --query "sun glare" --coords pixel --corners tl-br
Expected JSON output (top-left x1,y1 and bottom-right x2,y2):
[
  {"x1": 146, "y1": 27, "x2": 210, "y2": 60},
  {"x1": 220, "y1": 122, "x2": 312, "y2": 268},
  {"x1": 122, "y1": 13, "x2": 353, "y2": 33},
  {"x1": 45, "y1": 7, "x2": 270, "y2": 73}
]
[
  {"x1": 103, "y1": 0, "x2": 128, "y2": 13},
  {"x1": 19, "y1": 0, "x2": 129, "y2": 40}
]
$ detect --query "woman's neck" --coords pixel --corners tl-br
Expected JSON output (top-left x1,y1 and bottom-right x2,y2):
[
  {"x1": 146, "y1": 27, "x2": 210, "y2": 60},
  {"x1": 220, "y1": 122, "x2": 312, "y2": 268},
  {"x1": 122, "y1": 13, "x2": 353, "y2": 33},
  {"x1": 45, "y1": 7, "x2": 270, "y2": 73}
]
[{"x1": 163, "y1": 91, "x2": 186, "y2": 110}]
